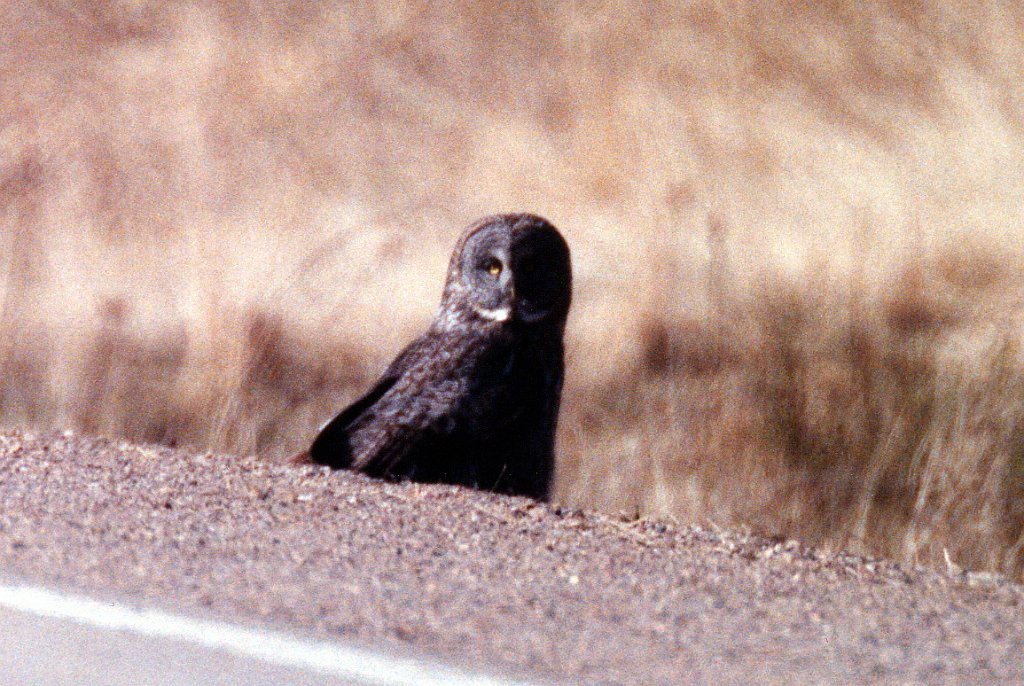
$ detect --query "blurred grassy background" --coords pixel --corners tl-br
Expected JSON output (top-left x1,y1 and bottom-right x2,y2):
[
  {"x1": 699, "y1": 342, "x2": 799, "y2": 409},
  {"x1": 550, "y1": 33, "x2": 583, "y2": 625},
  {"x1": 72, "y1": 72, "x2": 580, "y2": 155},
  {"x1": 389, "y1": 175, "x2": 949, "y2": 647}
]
[{"x1": 5, "y1": 0, "x2": 1024, "y2": 577}]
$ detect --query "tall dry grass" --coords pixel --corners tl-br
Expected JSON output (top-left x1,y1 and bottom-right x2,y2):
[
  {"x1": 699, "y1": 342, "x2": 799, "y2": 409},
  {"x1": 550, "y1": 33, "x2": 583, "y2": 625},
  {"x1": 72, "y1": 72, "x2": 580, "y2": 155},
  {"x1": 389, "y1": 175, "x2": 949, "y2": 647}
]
[{"x1": 5, "y1": 0, "x2": 1024, "y2": 577}]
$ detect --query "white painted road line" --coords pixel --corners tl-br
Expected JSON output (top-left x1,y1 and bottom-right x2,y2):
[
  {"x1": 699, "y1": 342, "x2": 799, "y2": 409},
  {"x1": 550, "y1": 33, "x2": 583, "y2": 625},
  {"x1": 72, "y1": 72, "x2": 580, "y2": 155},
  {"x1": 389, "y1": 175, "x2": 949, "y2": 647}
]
[{"x1": 0, "y1": 583, "x2": 541, "y2": 686}]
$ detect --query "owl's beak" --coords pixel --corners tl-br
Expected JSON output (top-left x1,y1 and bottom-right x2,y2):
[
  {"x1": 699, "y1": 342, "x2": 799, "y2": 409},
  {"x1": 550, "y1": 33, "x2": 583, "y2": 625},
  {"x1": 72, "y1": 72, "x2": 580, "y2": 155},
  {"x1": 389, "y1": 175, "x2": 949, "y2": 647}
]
[{"x1": 501, "y1": 265, "x2": 515, "y2": 307}]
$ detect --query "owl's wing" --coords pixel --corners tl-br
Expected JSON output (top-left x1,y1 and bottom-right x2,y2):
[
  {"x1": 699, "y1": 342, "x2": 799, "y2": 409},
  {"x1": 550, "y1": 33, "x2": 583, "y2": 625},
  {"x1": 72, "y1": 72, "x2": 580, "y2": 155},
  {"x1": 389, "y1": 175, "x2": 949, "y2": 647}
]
[
  {"x1": 307, "y1": 336, "x2": 430, "y2": 469},
  {"x1": 345, "y1": 331, "x2": 520, "y2": 478},
  {"x1": 308, "y1": 329, "x2": 518, "y2": 479}
]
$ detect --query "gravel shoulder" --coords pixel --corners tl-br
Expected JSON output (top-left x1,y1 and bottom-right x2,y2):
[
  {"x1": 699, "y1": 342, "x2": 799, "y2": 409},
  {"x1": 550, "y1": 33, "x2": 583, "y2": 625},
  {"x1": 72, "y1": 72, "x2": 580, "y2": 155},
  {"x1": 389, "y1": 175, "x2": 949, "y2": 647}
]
[{"x1": 0, "y1": 431, "x2": 1021, "y2": 684}]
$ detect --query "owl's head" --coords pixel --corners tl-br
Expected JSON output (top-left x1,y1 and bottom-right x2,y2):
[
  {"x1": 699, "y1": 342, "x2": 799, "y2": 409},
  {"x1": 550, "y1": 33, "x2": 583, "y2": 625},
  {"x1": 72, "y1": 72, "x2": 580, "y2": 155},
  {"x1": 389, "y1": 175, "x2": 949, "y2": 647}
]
[{"x1": 441, "y1": 214, "x2": 572, "y2": 329}]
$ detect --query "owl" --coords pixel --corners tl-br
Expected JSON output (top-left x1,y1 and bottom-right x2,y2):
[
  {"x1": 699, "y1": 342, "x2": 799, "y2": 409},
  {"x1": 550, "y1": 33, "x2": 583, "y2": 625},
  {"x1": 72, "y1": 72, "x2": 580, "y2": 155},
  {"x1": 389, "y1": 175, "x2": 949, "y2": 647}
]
[{"x1": 293, "y1": 213, "x2": 572, "y2": 501}]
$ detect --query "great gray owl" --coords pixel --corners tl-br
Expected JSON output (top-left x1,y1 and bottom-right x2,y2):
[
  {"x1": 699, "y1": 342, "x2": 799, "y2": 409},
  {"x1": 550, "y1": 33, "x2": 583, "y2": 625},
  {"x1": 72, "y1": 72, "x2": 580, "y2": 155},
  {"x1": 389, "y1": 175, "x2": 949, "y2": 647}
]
[{"x1": 293, "y1": 213, "x2": 572, "y2": 501}]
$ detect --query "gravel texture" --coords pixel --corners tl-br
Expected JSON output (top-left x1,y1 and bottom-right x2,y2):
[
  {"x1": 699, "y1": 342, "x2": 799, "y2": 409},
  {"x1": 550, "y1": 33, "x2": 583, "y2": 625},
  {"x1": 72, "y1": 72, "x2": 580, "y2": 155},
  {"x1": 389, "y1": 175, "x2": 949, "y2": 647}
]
[{"x1": 0, "y1": 430, "x2": 1022, "y2": 684}]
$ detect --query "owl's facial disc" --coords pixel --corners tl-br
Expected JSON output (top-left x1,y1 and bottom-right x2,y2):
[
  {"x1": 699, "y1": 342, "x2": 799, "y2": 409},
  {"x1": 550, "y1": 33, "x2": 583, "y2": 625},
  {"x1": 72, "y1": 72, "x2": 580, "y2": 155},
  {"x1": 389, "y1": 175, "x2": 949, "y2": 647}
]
[
  {"x1": 509, "y1": 225, "x2": 571, "y2": 324},
  {"x1": 461, "y1": 231, "x2": 514, "y2": 320},
  {"x1": 453, "y1": 214, "x2": 570, "y2": 326}
]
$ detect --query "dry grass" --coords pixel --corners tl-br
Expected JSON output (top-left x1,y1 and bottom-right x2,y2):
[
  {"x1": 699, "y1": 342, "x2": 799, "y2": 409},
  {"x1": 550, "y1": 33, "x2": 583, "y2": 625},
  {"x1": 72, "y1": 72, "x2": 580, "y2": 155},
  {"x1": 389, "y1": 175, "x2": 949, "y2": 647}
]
[{"x1": 5, "y1": 0, "x2": 1024, "y2": 577}]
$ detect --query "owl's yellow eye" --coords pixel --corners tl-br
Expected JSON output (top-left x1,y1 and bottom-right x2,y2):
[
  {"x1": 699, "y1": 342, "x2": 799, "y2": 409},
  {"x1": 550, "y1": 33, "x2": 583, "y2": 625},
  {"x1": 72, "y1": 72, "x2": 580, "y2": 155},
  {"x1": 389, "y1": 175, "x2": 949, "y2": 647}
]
[{"x1": 485, "y1": 258, "x2": 503, "y2": 277}]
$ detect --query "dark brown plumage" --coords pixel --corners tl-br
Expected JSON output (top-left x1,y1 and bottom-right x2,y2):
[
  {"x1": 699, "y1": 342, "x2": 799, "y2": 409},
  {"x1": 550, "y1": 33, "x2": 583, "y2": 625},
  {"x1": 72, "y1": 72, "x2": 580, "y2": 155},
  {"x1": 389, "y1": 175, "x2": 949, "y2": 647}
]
[{"x1": 294, "y1": 213, "x2": 572, "y2": 500}]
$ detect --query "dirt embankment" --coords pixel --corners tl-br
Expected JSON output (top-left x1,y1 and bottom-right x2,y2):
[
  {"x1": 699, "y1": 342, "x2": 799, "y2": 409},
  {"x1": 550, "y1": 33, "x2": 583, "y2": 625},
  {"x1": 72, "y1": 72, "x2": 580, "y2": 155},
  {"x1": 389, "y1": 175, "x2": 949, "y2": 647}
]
[{"x1": 0, "y1": 431, "x2": 1021, "y2": 684}]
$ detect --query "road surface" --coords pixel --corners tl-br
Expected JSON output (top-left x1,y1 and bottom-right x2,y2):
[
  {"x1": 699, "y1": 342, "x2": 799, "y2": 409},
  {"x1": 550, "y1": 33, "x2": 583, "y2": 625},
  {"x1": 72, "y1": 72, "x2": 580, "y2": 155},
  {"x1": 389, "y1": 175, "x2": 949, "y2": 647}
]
[{"x1": 0, "y1": 431, "x2": 1021, "y2": 684}]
